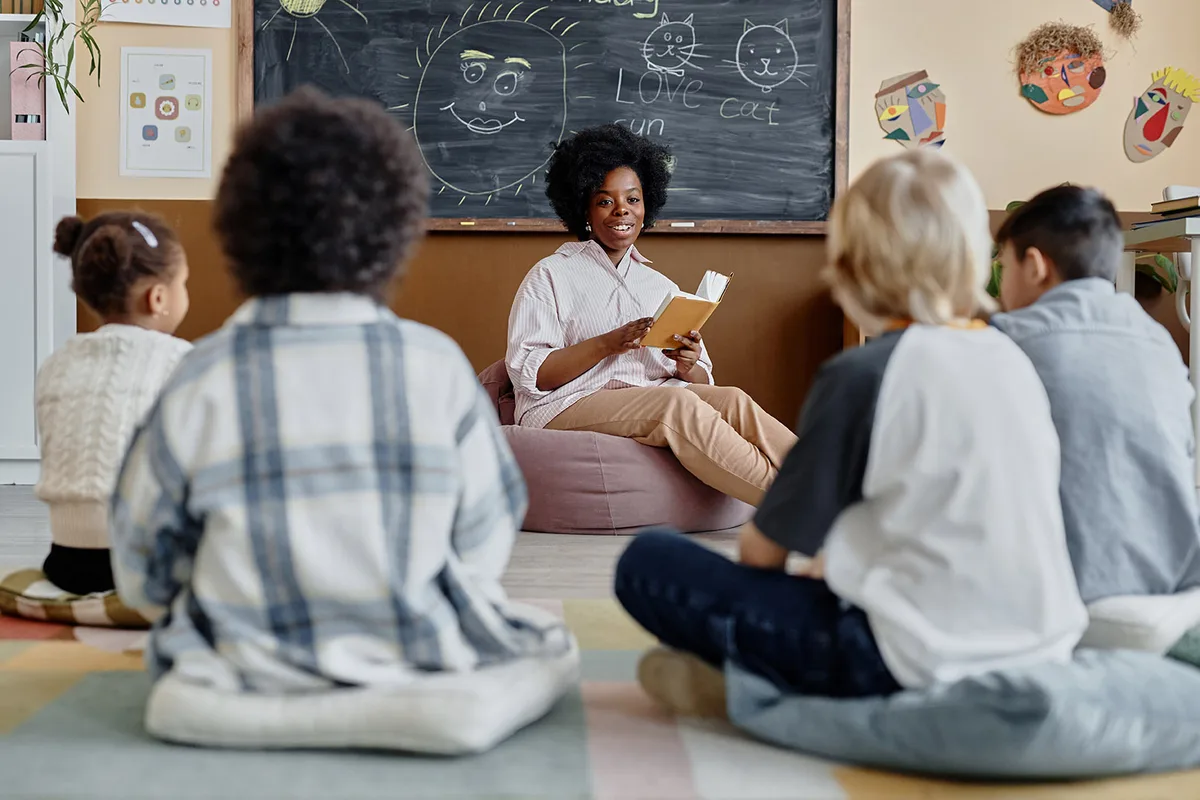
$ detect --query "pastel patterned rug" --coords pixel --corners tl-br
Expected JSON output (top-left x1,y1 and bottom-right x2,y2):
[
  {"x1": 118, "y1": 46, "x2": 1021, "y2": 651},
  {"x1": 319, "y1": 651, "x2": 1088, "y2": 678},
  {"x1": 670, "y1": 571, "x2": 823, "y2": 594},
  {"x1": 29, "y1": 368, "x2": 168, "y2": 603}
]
[{"x1": 2, "y1": 600, "x2": 1199, "y2": 799}]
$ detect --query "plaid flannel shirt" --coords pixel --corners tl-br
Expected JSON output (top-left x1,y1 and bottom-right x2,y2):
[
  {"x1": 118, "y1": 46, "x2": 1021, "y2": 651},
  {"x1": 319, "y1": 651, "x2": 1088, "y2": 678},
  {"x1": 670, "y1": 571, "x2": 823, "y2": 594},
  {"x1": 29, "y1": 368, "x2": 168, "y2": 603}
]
[{"x1": 111, "y1": 294, "x2": 568, "y2": 692}]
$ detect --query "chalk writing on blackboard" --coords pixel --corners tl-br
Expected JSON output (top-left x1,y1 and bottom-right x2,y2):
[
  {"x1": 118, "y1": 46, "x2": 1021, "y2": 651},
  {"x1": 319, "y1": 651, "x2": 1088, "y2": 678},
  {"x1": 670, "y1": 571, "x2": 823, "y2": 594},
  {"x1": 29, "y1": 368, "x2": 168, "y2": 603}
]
[
  {"x1": 724, "y1": 18, "x2": 814, "y2": 94},
  {"x1": 260, "y1": 0, "x2": 368, "y2": 73},
  {"x1": 641, "y1": 13, "x2": 707, "y2": 77},
  {"x1": 254, "y1": 0, "x2": 840, "y2": 223},
  {"x1": 408, "y1": 5, "x2": 582, "y2": 203}
]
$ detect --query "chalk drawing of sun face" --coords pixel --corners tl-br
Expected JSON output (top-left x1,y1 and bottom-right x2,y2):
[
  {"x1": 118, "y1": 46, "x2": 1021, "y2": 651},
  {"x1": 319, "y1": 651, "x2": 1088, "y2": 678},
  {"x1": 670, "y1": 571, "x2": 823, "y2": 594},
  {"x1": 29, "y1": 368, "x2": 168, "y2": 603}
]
[
  {"x1": 260, "y1": 0, "x2": 367, "y2": 74},
  {"x1": 402, "y1": 4, "x2": 587, "y2": 204}
]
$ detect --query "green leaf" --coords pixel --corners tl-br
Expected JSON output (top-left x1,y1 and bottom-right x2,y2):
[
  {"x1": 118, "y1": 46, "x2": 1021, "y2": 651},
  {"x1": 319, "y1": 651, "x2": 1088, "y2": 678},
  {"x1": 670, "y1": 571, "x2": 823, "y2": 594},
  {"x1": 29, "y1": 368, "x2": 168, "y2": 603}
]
[
  {"x1": 1135, "y1": 254, "x2": 1181, "y2": 294},
  {"x1": 1135, "y1": 262, "x2": 1170, "y2": 291},
  {"x1": 53, "y1": 78, "x2": 69, "y2": 115},
  {"x1": 82, "y1": 35, "x2": 100, "y2": 79},
  {"x1": 1154, "y1": 254, "x2": 1179, "y2": 293},
  {"x1": 1005, "y1": 200, "x2": 1026, "y2": 213},
  {"x1": 987, "y1": 260, "x2": 1003, "y2": 298}
]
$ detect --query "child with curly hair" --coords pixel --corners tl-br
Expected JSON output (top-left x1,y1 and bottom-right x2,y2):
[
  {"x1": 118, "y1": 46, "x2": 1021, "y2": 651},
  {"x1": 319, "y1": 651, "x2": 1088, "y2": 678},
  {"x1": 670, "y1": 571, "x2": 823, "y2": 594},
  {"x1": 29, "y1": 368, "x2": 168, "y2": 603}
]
[
  {"x1": 506, "y1": 124, "x2": 796, "y2": 505},
  {"x1": 34, "y1": 212, "x2": 191, "y2": 598},
  {"x1": 109, "y1": 87, "x2": 576, "y2": 753}
]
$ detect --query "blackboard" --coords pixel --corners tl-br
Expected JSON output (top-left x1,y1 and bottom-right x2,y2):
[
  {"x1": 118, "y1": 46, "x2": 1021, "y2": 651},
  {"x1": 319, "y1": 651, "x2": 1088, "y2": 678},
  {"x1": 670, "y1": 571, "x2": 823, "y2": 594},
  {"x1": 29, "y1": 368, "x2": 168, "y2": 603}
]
[{"x1": 242, "y1": 0, "x2": 848, "y2": 233}]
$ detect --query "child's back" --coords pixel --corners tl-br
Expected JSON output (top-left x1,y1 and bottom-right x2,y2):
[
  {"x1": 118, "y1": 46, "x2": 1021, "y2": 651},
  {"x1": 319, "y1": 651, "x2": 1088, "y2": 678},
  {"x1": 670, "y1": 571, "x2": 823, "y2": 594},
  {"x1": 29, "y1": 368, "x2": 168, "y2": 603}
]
[
  {"x1": 992, "y1": 187, "x2": 1200, "y2": 603},
  {"x1": 109, "y1": 88, "x2": 571, "y2": 701},
  {"x1": 36, "y1": 214, "x2": 192, "y2": 596},
  {"x1": 115, "y1": 295, "x2": 564, "y2": 689},
  {"x1": 768, "y1": 321, "x2": 1086, "y2": 687}
]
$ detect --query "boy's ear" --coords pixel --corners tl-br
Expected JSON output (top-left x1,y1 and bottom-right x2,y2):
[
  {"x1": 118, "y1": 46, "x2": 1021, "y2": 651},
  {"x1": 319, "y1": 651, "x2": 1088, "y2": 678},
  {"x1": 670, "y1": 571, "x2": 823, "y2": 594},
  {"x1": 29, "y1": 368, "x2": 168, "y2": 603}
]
[{"x1": 1024, "y1": 246, "x2": 1055, "y2": 285}]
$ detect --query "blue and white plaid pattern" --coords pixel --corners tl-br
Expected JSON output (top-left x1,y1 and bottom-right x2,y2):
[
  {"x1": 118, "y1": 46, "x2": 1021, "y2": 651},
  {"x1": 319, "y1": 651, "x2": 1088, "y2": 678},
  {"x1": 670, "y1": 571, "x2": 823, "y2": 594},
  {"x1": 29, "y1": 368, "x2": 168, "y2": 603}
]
[{"x1": 111, "y1": 294, "x2": 567, "y2": 692}]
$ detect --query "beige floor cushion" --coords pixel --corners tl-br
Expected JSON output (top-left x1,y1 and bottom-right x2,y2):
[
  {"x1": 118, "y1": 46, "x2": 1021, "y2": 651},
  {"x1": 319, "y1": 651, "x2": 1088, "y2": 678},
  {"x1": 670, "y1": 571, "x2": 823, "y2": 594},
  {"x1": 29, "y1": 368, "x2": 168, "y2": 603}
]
[{"x1": 0, "y1": 568, "x2": 149, "y2": 628}]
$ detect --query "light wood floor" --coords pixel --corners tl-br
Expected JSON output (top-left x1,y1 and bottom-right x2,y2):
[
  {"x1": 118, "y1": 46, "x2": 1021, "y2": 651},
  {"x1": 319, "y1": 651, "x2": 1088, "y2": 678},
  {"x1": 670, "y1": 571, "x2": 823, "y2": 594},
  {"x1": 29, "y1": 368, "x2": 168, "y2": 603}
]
[{"x1": 0, "y1": 486, "x2": 736, "y2": 598}]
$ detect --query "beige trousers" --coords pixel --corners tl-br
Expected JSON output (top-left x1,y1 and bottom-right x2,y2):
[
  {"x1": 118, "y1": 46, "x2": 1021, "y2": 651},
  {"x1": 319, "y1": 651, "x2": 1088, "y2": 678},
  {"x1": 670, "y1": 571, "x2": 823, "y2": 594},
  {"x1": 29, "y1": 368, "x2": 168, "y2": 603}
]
[{"x1": 546, "y1": 385, "x2": 797, "y2": 506}]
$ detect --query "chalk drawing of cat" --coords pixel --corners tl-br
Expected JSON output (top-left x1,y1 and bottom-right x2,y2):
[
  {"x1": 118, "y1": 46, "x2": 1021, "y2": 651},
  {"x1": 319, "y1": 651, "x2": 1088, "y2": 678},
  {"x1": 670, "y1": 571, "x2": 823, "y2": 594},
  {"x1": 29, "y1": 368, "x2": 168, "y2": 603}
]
[
  {"x1": 732, "y1": 18, "x2": 811, "y2": 93},
  {"x1": 641, "y1": 13, "x2": 706, "y2": 77}
]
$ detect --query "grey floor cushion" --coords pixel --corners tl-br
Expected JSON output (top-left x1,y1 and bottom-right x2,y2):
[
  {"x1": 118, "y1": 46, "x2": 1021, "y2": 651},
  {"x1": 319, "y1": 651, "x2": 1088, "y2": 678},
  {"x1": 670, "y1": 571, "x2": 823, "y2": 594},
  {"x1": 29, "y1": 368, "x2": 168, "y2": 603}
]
[{"x1": 727, "y1": 649, "x2": 1200, "y2": 780}]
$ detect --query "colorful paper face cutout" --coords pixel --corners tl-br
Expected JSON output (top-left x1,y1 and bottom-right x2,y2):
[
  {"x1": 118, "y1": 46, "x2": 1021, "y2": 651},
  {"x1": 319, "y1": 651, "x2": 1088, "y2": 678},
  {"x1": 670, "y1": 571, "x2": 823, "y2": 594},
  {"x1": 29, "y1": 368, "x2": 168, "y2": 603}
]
[
  {"x1": 876, "y1": 71, "x2": 946, "y2": 149},
  {"x1": 1020, "y1": 51, "x2": 1106, "y2": 114},
  {"x1": 1125, "y1": 67, "x2": 1200, "y2": 162}
]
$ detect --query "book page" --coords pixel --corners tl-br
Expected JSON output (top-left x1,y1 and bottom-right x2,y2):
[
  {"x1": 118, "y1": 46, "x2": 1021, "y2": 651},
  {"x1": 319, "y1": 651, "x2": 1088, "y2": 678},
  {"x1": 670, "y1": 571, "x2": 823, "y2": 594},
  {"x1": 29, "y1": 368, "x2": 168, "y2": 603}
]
[{"x1": 697, "y1": 271, "x2": 730, "y2": 302}]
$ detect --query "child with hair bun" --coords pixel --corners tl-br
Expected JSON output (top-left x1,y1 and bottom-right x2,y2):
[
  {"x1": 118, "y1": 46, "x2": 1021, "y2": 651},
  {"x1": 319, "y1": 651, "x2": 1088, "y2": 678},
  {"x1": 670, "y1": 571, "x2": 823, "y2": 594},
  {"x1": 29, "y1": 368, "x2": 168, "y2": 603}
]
[{"x1": 34, "y1": 212, "x2": 191, "y2": 596}]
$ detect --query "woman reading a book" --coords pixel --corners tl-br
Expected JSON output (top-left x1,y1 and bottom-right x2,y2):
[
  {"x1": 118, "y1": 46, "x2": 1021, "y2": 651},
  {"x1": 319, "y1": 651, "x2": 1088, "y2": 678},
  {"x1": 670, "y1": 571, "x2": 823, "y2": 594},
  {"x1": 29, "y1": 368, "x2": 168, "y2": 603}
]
[{"x1": 505, "y1": 124, "x2": 796, "y2": 505}]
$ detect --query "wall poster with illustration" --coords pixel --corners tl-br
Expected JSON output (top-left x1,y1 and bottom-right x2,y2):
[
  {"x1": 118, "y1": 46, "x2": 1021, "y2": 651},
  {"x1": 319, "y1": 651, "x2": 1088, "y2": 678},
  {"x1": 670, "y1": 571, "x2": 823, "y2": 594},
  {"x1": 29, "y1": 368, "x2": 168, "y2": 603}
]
[
  {"x1": 121, "y1": 47, "x2": 214, "y2": 178},
  {"x1": 240, "y1": 0, "x2": 848, "y2": 231}
]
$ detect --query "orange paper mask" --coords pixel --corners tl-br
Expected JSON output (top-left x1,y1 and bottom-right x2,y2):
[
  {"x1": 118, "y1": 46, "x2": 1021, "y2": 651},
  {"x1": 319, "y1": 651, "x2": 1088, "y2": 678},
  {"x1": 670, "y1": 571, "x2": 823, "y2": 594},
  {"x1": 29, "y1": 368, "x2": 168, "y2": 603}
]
[{"x1": 1020, "y1": 51, "x2": 1106, "y2": 114}]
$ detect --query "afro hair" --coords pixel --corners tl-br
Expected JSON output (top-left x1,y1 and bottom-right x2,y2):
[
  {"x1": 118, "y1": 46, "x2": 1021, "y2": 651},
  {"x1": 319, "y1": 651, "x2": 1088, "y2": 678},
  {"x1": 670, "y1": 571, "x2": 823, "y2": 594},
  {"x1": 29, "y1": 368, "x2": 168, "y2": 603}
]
[
  {"x1": 544, "y1": 124, "x2": 672, "y2": 240},
  {"x1": 214, "y1": 86, "x2": 429, "y2": 301}
]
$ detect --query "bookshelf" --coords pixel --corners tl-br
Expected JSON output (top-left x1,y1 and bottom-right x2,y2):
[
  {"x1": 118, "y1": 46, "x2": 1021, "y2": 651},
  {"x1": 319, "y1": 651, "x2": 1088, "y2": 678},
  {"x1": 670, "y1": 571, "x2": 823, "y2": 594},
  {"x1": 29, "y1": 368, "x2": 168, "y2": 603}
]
[{"x1": 0, "y1": 8, "x2": 75, "y2": 485}]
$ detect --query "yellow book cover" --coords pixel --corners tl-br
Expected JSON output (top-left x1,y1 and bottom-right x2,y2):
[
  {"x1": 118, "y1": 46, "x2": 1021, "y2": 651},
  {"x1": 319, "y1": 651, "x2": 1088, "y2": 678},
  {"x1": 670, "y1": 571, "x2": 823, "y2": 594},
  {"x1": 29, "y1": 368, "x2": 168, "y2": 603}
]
[{"x1": 642, "y1": 271, "x2": 730, "y2": 349}]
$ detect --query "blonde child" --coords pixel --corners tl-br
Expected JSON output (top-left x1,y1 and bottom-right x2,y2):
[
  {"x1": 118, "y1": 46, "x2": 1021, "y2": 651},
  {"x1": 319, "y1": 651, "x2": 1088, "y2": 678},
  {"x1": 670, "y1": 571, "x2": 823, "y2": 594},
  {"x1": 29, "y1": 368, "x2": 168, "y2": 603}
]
[
  {"x1": 35, "y1": 212, "x2": 191, "y2": 596},
  {"x1": 615, "y1": 149, "x2": 1088, "y2": 715}
]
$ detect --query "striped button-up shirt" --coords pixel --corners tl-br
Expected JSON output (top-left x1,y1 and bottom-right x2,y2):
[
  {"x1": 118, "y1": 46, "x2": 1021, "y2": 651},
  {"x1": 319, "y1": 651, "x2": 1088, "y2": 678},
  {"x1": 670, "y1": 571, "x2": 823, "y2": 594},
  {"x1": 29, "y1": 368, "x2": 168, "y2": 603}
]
[
  {"x1": 111, "y1": 293, "x2": 569, "y2": 692},
  {"x1": 506, "y1": 240, "x2": 714, "y2": 429}
]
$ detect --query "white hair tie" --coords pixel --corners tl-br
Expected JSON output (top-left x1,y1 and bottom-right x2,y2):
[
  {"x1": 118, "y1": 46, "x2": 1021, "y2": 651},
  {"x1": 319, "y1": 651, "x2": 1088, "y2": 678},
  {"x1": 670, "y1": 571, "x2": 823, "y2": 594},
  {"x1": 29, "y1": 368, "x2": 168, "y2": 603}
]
[{"x1": 131, "y1": 220, "x2": 158, "y2": 249}]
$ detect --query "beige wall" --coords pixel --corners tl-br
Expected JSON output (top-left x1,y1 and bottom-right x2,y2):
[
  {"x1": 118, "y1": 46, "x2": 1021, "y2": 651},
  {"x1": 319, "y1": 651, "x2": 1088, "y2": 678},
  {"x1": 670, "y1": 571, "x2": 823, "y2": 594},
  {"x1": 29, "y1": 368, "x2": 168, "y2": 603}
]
[
  {"x1": 849, "y1": 0, "x2": 1200, "y2": 211},
  {"x1": 78, "y1": 2, "x2": 1200, "y2": 206},
  {"x1": 76, "y1": 18, "x2": 233, "y2": 200}
]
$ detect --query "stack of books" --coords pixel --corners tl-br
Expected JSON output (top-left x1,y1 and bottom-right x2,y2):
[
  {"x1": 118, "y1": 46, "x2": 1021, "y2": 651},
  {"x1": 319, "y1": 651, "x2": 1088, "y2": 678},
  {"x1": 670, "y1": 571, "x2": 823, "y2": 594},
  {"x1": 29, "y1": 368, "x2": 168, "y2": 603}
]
[{"x1": 1133, "y1": 196, "x2": 1200, "y2": 229}]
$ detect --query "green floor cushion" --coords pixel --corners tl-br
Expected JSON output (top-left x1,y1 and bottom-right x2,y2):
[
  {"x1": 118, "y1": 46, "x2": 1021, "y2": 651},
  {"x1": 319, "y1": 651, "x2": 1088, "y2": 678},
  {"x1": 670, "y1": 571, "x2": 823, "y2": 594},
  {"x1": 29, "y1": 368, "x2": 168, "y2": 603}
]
[{"x1": 0, "y1": 568, "x2": 149, "y2": 629}]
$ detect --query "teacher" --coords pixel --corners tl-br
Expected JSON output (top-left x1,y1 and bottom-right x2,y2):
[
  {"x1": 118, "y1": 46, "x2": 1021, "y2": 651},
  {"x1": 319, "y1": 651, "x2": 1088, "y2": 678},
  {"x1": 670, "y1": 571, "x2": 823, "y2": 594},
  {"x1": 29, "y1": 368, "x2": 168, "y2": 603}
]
[{"x1": 505, "y1": 124, "x2": 796, "y2": 506}]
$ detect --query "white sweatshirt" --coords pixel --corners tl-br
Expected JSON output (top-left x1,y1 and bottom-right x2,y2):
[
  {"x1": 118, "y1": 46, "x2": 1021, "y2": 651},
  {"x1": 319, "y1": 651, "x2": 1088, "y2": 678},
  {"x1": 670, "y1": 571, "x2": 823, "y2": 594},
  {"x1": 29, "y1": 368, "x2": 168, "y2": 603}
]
[{"x1": 34, "y1": 324, "x2": 192, "y2": 549}]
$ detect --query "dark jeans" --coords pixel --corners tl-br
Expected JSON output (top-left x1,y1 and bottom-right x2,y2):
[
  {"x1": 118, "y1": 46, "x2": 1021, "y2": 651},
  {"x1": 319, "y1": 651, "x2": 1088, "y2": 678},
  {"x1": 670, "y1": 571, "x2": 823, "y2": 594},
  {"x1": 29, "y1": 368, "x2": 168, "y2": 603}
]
[
  {"x1": 43, "y1": 544, "x2": 115, "y2": 596},
  {"x1": 614, "y1": 529, "x2": 901, "y2": 698}
]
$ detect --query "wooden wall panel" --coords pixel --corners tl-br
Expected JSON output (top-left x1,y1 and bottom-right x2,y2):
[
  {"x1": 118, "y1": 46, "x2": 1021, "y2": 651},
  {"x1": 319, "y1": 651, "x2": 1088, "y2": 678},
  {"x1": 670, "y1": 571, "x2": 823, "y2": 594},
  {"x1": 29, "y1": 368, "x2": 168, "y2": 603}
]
[{"x1": 75, "y1": 199, "x2": 841, "y2": 425}]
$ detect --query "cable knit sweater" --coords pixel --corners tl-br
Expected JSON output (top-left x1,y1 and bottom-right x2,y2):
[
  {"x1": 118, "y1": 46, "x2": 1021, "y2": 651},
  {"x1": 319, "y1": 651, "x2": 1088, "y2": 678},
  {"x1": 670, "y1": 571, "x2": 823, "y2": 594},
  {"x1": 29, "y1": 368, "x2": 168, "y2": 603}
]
[{"x1": 35, "y1": 325, "x2": 192, "y2": 549}]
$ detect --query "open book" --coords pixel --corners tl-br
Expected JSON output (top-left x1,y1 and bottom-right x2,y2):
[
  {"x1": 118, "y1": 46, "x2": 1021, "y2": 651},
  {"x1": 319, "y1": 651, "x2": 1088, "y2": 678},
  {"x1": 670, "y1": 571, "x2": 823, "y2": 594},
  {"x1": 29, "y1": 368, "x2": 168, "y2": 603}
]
[{"x1": 641, "y1": 271, "x2": 731, "y2": 349}]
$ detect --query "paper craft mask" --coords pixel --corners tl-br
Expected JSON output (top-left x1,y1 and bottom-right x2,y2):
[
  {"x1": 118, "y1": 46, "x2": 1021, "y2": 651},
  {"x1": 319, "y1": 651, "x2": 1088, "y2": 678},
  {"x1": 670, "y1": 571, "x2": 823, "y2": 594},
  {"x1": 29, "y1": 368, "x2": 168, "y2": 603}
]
[
  {"x1": 1020, "y1": 51, "x2": 1106, "y2": 114},
  {"x1": 876, "y1": 71, "x2": 946, "y2": 149},
  {"x1": 1125, "y1": 67, "x2": 1200, "y2": 162},
  {"x1": 1015, "y1": 24, "x2": 1106, "y2": 115}
]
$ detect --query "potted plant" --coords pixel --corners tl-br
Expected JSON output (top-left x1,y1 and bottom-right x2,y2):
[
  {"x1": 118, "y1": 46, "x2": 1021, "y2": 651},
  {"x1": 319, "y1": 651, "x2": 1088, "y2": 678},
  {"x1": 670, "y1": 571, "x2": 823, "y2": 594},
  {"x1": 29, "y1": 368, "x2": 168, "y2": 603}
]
[{"x1": 11, "y1": 0, "x2": 104, "y2": 114}]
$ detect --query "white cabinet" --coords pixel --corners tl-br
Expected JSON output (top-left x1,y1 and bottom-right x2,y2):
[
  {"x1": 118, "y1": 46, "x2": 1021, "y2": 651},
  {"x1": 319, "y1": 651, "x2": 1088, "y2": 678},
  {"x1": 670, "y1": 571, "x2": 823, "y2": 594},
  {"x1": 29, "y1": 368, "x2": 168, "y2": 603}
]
[
  {"x1": 0, "y1": 140, "x2": 52, "y2": 483},
  {"x1": 0, "y1": 10, "x2": 77, "y2": 486}
]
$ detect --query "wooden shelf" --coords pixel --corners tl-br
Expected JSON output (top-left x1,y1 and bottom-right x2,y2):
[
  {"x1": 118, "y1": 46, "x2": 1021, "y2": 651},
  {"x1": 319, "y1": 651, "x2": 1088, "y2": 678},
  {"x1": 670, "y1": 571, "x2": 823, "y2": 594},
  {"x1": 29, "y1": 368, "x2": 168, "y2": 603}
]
[{"x1": 0, "y1": 140, "x2": 46, "y2": 153}]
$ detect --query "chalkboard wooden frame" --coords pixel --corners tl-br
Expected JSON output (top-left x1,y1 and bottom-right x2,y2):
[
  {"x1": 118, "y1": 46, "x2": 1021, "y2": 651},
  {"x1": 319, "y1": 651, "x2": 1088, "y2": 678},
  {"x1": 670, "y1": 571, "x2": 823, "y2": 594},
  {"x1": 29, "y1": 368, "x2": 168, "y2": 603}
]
[{"x1": 235, "y1": 0, "x2": 850, "y2": 235}]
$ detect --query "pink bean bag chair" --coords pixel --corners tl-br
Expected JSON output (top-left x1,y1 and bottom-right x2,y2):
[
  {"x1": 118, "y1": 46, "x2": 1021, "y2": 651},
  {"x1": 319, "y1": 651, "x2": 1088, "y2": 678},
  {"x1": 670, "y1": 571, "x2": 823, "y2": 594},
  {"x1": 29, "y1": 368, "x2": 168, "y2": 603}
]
[{"x1": 478, "y1": 361, "x2": 755, "y2": 535}]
